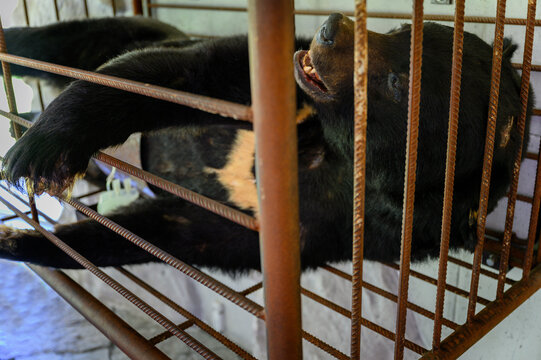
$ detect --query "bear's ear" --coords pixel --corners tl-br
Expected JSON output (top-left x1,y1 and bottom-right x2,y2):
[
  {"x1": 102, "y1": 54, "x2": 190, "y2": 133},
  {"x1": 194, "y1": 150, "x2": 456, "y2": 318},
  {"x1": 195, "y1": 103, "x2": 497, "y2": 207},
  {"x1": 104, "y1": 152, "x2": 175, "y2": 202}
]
[{"x1": 501, "y1": 38, "x2": 518, "y2": 59}]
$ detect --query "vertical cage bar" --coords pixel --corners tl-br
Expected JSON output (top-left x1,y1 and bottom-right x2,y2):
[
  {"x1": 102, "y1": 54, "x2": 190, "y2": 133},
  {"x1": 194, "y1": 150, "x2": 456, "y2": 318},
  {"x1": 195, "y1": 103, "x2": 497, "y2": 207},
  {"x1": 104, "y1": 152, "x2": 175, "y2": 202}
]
[
  {"x1": 350, "y1": 1, "x2": 368, "y2": 359},
  {"x1": 467, "y1": 0, "x2": 507, "y2": 321},
  {"x1": 83, "y1": 0, "x2": 89, "y2": 18},
  {"x1": 0, "y1": 20, "x2": 22, "y2": 141},
  {"x1": 132, "y1": 0, "x2": 144, "y2": 15},
  {"x1": 22, "y1": 0, "x2": 30, "y2": 25},
  {"x1": 498, "y1": 0, "x2": 536, "y2": 291},
  {"x1": 421, "y1": 263, "x2": 541, "y2": 359},
  {"x1": 0, "y1": 18, "x2": 40, "y2": 224},
  {"x1": 53, "y1": 0, "x2": 60, "y2": 21},
  {"x1": 20, "y1": 1, "x2": 47, "y2": 112},
  {"x1": 111, "y1": 0, "x2": 117, "y2": 16},
  {"x1": 28, "y1": 265, "x2": 171, "y2": 360},
  {"x1": 394, "y1": 1, "x2": 424, "y2": 359},
  {"x1": 538, "y1": 223, "x2": 541, "y2": 264},
  {"x1": 516, "y1": 0, "x2": 537, "y2": 279},
  {"x1": 432, "y1": 0, "x2": 466, "y2": 349},
  {"x1": 524, "y1": 145, "x2": 541, "y2": 274},
  {"x1": 116, "y1": 268, "x2": 257, "y2": 360},
  {"x1": 0, "y1": 198, "x2": 220, "y2": 359},
  {"x1": 247, "y1": 0, "x2": 302, "y2": 359},
  {"x1": 36, "y1": 80, "x2": 45, "y2": 110},
  {"x1": 148, "y1": 0, "x2": 154, "y2": 18}
]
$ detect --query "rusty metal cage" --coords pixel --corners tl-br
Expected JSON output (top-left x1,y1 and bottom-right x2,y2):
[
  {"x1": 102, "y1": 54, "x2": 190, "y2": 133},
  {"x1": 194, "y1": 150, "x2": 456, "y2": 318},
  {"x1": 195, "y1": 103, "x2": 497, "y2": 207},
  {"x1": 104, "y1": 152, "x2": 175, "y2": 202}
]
[{"x1": 0, "y1": 0, "x2": 540, "y2": 359}]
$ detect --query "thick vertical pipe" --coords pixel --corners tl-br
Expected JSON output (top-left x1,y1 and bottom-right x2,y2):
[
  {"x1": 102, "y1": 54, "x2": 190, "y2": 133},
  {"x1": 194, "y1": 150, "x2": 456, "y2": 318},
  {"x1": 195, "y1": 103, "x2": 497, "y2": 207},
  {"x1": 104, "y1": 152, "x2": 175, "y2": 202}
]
[
  {"x1": 28, "y1": 266, "x2": 171, "y2": 360},
  {"x1": 350, "y1": 1, "x2": 368, "y2": 359},
  {"x1": 467, "y1": 0, "x2": 507, "y2": 322},
  {"x1": 0, "y1": 197, "x2": 220, "y2": 359},
  {"x1": 394, "y1": 1, "x2": 424, "y2": 359},
  {"x1": 132, "y1": 0, "x2": 144, "y2": 15},
  {"x1": 432, "y1": 0, "x2": 466, "y2": 349},
  {"x1": 247, "y1": 1, "x2": 302, "y2": 359},
  {"x1": 111, "y1": 0, "x2": 117, "y2": 16}
]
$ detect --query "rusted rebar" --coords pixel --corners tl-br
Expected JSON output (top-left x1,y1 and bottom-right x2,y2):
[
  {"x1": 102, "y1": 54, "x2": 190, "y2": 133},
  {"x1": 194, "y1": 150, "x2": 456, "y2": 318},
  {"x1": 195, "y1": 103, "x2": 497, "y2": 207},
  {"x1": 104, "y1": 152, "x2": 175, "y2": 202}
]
[
  {"x1": 145, "y1": 4, "x2": 541, "y2": 26},
  {"x1": 0, "y1": 109, "x2": 33, "y2": 127},
  {"x1": 0, "y1": 211, "x2": 30, "y2": 222},
  {"x1": 0, "y1": 53, "x2": 253, "y2": 121},
  {"x1": 0, "y1": 19, "x2": 40, "y2": 232},
  {"x1": 0, "y1": 195, "x2": 221, "y2": 359},
  {"x1": 322, "y1": 265, "x2": 459, "y2": 330},
  {"x1": 447, "y1": 256, "x2": 515, "y2": 285},
  {"x1": 149, "y1": 321, "x2": 194, "y2": 345},
  {"x1": 527, "y1": 144, "x2": 541, "y2": 273},
  {"x1": 512, "y1": 63, "x2": 541, "y2": 71},
  {"x1": 61, "y1": 196, "x2": 265, "y2": 319},
  {"x1": 83, "y1": 0, "x2": 89, "y2": 18},
  {"x1": 22, "y1": 0, "x2": 30, "y2": 25},
  {"x1": 0, "y1": 183, "x2": 57, "y2": 225},
  {"x1": 53, "y1": 0, "x2": 60, "y2": 20},
  {"x1": 364, "y1": 280, "x2": 459, "y2": 331},
  {"x1": 497, "y1": 0, "x2": 536, "y2": 295},
  {"x1": 301, "y1": 331, "x2": 350, "y2": 360},
  {"x1": 132, "y1": 0, "x2": 143, "y2": 15},
  {"x1": 301, "y1": 287, "x2": 426, "y2": 357},
  {"x1": 0, "y1": 109, "x2": 259, "y2": 231},
  {"x1": 148, "y1": 281, "x2": 263, "y2": 346},
  {"x1": 516, "y1": 0, "x2": 538, "y2": 280},
  {"x1": 468, "y1": 0, "x2": 507, "y2": 322},
  {"x1": 385, "y1": 262, "x2": 492, "y2": 306},
  {"x1": 28, "y1": 265, "x2": 171, "y2": 360},
  {"x1": 94, "y1": 152, "x2": 259, "y2": 231},
  {"x1": 117, "y1": 267, "x2": 257, "y2": 360},
  {"x1": 111, "y1": 0, "x2": 117, "y2": 16},
  {"x1": 395, "y1": 0, "x2": 424, "y2": 358},
  {"x1": 351, "y1": 1, "x2": 368, "y2": 359},
  {"x1": 422, "y1": 263, "x2": 541, "y2": 359},
  {"x1": 0, "y1": 20, "x2": 22, "y2": 139},
  {"x1": 433, "y1": 0, "x2": 466, "y2": 349}
]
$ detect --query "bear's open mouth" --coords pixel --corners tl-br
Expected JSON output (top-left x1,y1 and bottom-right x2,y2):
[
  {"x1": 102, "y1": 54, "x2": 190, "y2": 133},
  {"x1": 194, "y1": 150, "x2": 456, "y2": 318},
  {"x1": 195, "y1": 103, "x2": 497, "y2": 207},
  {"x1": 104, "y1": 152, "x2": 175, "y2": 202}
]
[{"x1": 294, "y1": 50, "x2": 328, "y2": 94}]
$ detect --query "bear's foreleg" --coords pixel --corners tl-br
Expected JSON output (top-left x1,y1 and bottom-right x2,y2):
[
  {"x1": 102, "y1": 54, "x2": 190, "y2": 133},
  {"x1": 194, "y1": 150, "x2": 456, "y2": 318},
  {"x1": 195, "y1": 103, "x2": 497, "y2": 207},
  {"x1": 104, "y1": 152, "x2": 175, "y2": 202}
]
[{"x1": 0, "y1": 197, "x2": 261, "y2": 271}]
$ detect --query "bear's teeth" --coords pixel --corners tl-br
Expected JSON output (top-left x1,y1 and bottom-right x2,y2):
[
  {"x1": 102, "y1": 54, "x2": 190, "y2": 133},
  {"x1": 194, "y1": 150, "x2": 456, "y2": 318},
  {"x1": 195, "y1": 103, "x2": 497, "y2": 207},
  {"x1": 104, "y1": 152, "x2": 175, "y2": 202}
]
[
  {"x1": 310, "y1": 68, "x2": 317, "y2": 75},
  {"x1": 303, "y1": 66, "x2": 313, "y2": 73}
]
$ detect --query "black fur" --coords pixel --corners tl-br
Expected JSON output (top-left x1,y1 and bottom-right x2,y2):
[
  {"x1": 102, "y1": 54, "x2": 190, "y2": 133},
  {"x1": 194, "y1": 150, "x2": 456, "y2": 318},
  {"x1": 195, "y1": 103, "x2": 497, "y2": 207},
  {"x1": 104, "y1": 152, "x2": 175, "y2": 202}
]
[{"x1": 0, "y1": 16, "x2": 533, "y2": 271}]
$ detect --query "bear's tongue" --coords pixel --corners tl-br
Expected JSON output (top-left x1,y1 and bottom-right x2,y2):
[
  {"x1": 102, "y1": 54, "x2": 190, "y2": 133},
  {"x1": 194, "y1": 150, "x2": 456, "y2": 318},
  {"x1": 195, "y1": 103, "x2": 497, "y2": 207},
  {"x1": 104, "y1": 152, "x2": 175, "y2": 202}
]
[{"x1": 302, "y1": 51, "x2": 324, "y2": 85}]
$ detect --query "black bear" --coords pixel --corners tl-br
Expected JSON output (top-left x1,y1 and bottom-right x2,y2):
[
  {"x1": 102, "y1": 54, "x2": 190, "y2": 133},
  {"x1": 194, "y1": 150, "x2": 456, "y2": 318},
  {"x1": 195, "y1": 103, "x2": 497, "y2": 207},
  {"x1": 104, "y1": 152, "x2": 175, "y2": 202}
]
[{"x1": 0, "y1": 14, "x2": 533, "y2": 271}]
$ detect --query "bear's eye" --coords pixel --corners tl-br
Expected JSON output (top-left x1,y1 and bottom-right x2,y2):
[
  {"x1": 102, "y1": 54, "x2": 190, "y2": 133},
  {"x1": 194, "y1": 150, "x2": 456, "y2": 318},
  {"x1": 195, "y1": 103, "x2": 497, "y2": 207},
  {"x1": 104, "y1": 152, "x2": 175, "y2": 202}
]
[{"x1": 387, "y1": 72, "x2": 401, "y2": 102}]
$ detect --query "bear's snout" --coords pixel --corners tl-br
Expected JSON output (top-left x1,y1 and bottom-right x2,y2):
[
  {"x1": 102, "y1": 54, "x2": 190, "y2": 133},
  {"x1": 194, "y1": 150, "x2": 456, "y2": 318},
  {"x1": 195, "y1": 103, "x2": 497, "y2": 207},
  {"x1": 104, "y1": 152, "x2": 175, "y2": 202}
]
[{"x1": 317, "y1": 13, "x2": 344, "y2": 46}]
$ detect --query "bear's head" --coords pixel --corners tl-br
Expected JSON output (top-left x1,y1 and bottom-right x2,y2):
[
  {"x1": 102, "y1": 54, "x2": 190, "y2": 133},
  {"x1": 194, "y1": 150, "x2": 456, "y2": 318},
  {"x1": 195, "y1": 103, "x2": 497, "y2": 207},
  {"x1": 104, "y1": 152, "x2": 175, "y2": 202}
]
[
  {"x1": 293, "y1": 13, "x2": 412, "y2": 160},
  {"x1": 293, "y1": 13, "x2": 527, "y2": 199}
]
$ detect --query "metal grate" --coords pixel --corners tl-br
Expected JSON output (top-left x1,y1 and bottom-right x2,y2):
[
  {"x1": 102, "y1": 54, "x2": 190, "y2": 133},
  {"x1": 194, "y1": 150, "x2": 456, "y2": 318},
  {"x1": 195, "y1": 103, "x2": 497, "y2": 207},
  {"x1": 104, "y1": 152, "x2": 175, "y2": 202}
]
[{"x1": 0, "y1": 0, "x2": 540, "y2": 359}]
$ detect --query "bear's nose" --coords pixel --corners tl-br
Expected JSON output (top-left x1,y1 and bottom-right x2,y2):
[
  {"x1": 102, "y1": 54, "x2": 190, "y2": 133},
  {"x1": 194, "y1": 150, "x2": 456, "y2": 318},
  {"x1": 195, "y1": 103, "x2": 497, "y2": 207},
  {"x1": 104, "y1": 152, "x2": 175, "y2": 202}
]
[{"x1": 317, "y1": 13, "x2": 344, "y2": 46}]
